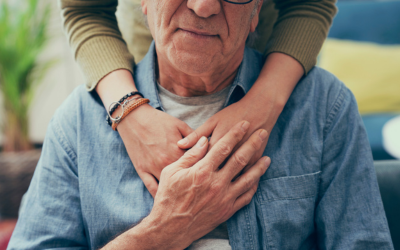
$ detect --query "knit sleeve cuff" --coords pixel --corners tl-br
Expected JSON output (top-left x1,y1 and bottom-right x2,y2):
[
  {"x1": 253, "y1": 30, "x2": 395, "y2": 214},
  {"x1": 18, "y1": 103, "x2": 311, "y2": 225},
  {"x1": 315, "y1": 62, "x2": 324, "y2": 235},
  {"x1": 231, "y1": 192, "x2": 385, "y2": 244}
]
[
  {"x1": 264, "y1": 17, "x2": 327, "y2": 74},
  {"x1": 76, "y1": 36, "x2": 135, "y2": 91}
]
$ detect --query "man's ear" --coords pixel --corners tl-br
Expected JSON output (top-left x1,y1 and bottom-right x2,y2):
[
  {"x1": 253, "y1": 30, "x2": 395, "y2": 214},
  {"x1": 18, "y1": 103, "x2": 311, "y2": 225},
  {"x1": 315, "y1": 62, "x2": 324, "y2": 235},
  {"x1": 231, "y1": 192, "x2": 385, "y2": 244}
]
[
  {"x1": 250, "y1": 1, "x2": 262, "y2": 32},
  {"x1": 141, "y1": 0, "x2": 147, "y2": 14}
]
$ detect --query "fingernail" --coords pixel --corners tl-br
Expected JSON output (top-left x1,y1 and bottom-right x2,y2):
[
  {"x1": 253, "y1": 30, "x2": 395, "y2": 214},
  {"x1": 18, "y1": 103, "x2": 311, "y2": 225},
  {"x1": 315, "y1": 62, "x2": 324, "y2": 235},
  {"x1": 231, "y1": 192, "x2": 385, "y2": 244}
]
[
  {"x1": 265, "y1": 157, "x2": 271, "y2": 167},
  {"x1": 259, "y1": 129, "x2": 268, "y2": 141},
  {"x1": 241, "y1": 121, "x2": 250, "y2": 132},
  {"x1": 178, "y1": 138, "x2": 188, "y2": 146},
  {"x1": 196, "y1": 136, "x2": 207, "y2": 148}
]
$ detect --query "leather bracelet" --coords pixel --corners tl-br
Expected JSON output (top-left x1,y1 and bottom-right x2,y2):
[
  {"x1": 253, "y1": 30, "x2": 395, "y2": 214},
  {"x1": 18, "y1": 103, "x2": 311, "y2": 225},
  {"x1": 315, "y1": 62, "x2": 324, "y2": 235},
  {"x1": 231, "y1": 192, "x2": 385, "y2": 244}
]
[
  {"x1": 112, "y1": 98, "x2": 150, "y2": 131},
  {"x1": 106, "y1": 91, "x2": 144, "y2": 126}
]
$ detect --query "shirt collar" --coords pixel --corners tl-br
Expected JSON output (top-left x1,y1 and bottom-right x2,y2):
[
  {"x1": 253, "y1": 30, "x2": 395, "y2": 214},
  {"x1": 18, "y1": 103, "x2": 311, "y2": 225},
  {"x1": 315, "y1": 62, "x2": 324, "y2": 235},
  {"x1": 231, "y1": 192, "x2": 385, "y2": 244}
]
[{"x1": 133, "y1": 41, "x2": 263, "y2": 109}]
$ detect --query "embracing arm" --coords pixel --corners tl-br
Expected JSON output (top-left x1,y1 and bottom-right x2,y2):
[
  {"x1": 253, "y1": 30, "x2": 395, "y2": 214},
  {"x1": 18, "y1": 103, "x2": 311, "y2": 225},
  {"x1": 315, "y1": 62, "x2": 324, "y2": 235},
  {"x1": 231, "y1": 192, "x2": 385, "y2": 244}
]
[
  {"x1": 249, "y1": 0, "x2": 338, "y2": 136},
  {"x1": 266, "y1": 0, "x2": 337, "y2": 73},
  {"x1": 59, "y1": 0, "x2": 134, "y2": 91}
]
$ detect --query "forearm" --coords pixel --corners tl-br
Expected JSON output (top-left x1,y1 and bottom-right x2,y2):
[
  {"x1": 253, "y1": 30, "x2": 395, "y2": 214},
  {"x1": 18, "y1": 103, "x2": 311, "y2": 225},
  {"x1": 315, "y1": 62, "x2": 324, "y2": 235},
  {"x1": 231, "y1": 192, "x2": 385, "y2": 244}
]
[
  {"x1": 59, "y1": 0, "x2": 135, "y2": 91},
  {"x1": 266, "y1": 0, "x2": 337, "y2": 73},
  {"x1": 96, "y1": 69, "x2": 138, "y2": 110},
  {"x1": 241, "y1": 52, "x2": 303, "y2": 132},
  {"x1": 101, "y1": 216, "x2": 178, "y2": 250}
]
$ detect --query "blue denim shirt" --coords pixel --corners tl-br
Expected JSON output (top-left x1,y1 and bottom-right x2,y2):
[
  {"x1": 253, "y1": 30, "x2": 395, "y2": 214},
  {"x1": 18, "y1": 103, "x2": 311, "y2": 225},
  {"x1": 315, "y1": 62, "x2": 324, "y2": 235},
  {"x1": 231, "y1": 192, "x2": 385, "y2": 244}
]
[{"x1": 9, "y1": 43, "x2": 393, "y2": 249}]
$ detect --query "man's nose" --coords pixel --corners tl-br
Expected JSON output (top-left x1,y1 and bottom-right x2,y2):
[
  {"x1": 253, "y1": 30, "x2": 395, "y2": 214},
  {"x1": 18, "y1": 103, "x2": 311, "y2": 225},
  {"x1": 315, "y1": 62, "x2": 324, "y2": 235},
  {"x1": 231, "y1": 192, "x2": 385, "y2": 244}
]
[{"x1": 187, "y1": 0, "x2": 221, "y2": 18}]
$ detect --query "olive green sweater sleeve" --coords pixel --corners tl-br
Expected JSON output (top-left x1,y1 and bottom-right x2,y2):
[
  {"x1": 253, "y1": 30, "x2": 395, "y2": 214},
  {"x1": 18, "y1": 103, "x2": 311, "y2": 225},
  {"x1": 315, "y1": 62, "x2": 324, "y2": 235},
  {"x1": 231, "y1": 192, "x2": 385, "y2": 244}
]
[
  {"x1": 265, "y1": 0, "x2": 337, "y2": 74},
  {"x1": 59, "y1": 0, "x2": 135, "y2": 91}
]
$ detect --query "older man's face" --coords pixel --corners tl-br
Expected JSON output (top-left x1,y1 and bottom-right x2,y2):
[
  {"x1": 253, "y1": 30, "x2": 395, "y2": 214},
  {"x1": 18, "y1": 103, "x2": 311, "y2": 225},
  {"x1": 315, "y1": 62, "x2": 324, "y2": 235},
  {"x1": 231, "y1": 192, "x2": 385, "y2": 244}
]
[{"x1": 142, "y1": 0, "x2": 260, "y2": 76}]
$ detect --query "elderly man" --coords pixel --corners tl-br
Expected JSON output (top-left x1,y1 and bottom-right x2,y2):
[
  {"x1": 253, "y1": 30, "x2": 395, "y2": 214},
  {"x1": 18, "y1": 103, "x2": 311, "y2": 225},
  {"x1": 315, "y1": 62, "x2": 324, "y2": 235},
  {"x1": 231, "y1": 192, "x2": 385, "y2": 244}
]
[{"x1": 8, "y1": 0, "x2": 393, "y2": 249}]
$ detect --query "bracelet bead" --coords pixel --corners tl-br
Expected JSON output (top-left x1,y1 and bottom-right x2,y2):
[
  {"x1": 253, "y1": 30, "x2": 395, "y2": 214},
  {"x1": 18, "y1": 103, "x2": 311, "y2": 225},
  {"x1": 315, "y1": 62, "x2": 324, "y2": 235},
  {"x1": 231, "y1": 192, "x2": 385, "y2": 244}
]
[
  {"x1": 112, "y1": 98, "x2": 150, "y2": 131},
  {"x1": 106, "y1": 91, "x2": 144, "y2": 126}
]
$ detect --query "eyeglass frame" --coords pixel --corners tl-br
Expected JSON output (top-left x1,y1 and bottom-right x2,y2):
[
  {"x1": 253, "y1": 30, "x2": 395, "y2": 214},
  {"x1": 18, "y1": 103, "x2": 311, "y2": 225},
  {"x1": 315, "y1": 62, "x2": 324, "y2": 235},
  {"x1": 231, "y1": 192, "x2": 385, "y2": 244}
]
[{"x1": 223, "y1": 0, "x2": 254, "y2": 4}]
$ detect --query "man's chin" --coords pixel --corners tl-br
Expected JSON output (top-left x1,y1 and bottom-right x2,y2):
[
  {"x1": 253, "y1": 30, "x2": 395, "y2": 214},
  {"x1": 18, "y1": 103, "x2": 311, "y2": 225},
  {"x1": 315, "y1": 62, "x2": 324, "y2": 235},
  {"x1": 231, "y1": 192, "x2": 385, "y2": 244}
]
[
  {"x1": 168, "y1": 49, "x2": 219, "y2": 75},
  {"x1": 171, "y1": 53, "x2": 217, "y2": 76}
]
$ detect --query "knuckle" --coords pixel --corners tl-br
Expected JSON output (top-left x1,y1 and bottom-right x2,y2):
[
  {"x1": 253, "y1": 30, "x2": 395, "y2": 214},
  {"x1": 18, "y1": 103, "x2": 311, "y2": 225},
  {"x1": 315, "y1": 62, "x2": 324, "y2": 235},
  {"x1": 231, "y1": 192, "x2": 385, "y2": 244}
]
[
  {"x1": 234, "y1": 153, "x2": 248, "y2": 167},
  {"x1": 191, "y1": 131, "x2": 200, "y2": 141},
  {"x1": 249, "y1": 138, "x2": 260, "y2": 151},
  {"x1": 193, "y1": 167, "x2": 212, "y2": 185},
  {"x1": 197, "y1": 160, "x2": 215, "y2": 172},
  {"x1": 210, "y1": 182, "x2": 223, "y2": 193},
  {"x1": 223, "y1": 192, "x2": 234, "y2": 203},
  {"x1": 182, "y1": 150, "x2": 198, "y2": 162},
  {"x1": 217, "y1": 204, "x2": 232, "y2": 221},
  {"x1": 134, "y1": 162, "x2": 146, "y2": 172},
  {"x1": 233, "y1": 126, "x2": 245, "y2": 139},
  {"x1": 217, "y1": 143, "x2": 231, "y2": 157},
  {"x1": 243, "y1": 176, "x2": 254, "y2": 190},
  {"x1": 159, "y1": 153, "x2": 174, "y2": 166},
  {"x1": 204, "y1": 161, "x2": 215, "y2": 171}
]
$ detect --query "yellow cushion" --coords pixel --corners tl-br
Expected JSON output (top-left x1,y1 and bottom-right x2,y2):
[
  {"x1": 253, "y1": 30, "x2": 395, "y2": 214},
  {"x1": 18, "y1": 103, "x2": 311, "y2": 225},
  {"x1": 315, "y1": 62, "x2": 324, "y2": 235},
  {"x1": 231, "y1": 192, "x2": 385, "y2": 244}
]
[{"x1": 318, "y1": 39, "x2": 400, "y2": 114}]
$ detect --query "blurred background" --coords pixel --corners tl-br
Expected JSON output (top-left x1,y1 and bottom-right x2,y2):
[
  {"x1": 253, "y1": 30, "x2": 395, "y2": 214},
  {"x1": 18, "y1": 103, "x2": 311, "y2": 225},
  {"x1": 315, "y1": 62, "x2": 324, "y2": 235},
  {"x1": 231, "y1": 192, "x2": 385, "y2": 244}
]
[{"x1": 0, "y1": 0, "x2": 399, "y2": 249}]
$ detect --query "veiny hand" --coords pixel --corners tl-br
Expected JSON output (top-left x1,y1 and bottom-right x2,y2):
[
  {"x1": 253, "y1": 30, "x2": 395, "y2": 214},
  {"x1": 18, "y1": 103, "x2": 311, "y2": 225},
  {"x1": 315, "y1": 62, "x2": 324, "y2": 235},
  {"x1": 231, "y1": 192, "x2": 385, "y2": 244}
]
[
  {"x1": 178, "y1": 96, "x2": 277, "y2": 172},
  {"x1": 117, "y1": 104, "x2": 193, "y2": 197},
  {"x1": 147, "y1": 121, "x2": 271, "y2": 249}
]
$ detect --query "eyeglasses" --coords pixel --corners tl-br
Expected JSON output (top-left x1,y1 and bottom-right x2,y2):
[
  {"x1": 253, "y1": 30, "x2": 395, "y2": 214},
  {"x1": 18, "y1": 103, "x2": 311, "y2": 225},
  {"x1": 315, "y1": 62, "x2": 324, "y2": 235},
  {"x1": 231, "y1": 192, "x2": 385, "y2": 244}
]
[{"x1": 223, "y1": 0, "x2": 254, "y2": 4}]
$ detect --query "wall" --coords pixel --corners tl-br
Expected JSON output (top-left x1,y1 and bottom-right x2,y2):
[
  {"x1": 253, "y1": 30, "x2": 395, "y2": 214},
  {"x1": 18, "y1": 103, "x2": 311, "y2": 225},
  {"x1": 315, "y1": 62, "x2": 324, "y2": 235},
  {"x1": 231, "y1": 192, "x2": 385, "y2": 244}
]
[{"x1": 0, "y1": 0, "x2": 85, "y2": 145}]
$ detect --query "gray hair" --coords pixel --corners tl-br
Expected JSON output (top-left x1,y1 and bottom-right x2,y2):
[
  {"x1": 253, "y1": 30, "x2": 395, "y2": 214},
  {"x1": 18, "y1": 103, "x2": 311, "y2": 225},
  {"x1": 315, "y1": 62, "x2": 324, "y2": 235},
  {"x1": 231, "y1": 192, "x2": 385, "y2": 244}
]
[
  {"x1": 247, "y1": 0, "x2": 264, "y2": 46},
  {"x1": 251, "y1": 0, "x2": 263, "y2": 19}
]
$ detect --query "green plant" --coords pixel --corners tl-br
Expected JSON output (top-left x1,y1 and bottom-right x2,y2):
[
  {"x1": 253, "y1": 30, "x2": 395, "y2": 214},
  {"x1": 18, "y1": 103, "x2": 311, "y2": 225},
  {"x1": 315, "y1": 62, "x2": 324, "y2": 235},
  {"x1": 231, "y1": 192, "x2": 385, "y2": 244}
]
[{"x1": 0, "y1": 0, "x2": 54, "y2": 151}]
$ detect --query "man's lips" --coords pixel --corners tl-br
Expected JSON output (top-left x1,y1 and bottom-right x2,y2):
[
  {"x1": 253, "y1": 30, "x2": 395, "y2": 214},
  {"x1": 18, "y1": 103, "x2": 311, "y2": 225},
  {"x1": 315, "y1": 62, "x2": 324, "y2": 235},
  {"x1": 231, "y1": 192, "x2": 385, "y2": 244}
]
[{"x1": 179, "y1": 28, "x2": 218, "y2": 38}]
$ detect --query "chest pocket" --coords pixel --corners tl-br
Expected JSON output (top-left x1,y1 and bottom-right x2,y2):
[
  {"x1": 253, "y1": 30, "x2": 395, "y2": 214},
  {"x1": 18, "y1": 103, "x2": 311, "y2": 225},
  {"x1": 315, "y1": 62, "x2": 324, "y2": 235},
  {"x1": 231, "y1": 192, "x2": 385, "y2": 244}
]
[{"x1": 255, "y1": 172, "x2": 321, "y2": 250}]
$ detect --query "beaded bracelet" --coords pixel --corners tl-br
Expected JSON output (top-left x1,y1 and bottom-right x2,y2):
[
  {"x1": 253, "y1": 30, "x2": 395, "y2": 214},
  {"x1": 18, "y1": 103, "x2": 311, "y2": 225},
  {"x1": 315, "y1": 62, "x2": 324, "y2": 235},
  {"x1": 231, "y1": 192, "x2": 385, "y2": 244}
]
[
  {"x1": 106, "y1": 91, "x2": 144, "y2": 126},
  {"x1": 107, "y1": 96, "x2": 141, "y2": 124},
  {"x1": 112, "y1": 98, "x2": 150, "y2": 131}
]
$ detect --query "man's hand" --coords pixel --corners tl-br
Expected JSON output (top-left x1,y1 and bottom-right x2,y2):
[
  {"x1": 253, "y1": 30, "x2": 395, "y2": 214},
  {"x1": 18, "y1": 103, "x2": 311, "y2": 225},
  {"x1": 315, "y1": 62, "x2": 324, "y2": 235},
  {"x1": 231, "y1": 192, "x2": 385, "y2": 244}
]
[
  {"x1": 147, "y1": 121, "x2": 270, "y2": 249},
  {"x1": 102, "y1": 121, "x2": 270, "y2": 250},
  {"x1": 117, "y1": 104, "x2": 193, "y2": 197}
]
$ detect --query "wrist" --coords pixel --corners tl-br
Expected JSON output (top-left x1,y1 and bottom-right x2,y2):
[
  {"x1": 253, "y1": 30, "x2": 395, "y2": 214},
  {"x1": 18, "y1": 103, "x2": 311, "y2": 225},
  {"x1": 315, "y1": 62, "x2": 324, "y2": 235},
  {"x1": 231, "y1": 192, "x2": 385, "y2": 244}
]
[
  {"x1": 127, "y1": 214, "x2": 184, "y2": 250},
  {"x1": 243, "y1": 52, "x2": 304, "y2": 112},
  {"x1": 116, "y1": 103, "x2": 153, "y2": 133},
  {"x1": 96, "y1": 69, "x2": 138, "y2": 109},
  {"x1": 101, "y1": 215, "x2": 167, "y2": 250},
  {"x1": 106, "y1": 92, "x2": 146, "y2": 127},
  {"x1": 244, "y1": 80, "x2": 287, "y2": 112},
  {"x1": 127, "y1": 217, "x2": 162, "y2": 250}
]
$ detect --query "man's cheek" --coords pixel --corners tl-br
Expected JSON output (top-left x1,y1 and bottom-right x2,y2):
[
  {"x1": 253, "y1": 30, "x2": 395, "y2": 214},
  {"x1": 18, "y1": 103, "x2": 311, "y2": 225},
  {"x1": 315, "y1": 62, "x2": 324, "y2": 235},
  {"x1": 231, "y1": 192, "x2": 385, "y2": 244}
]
[{"x1": 156, "y1": 0, "x2": 181, "y2": 17}]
